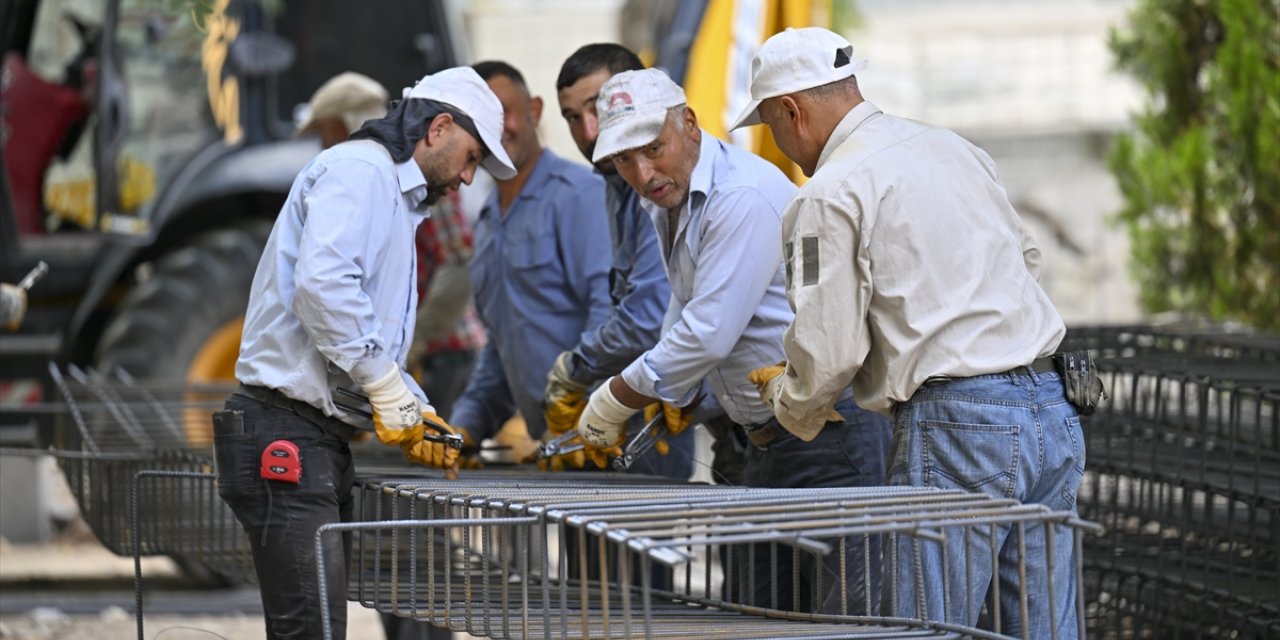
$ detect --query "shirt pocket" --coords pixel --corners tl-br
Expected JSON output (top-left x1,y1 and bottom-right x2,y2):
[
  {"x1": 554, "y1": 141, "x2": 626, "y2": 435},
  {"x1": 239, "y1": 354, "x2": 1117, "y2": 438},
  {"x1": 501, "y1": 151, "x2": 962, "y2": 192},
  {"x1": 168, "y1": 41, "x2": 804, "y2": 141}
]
[{"x1": 509, "y1": 223, "x2": 557, "y2": 269}]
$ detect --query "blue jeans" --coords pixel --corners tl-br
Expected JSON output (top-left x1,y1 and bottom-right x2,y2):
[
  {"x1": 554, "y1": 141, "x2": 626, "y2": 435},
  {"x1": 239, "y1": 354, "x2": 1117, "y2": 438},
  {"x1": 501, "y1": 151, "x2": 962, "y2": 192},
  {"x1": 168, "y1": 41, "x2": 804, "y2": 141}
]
[
  {"x1": 886, "y1": 369, "x2": 1085, "y2": 639},
  {"x1": 215, "y1": 393, "x2": 355, "y2": 640},
  {"x1": 741, "y1": 397, "x2": 891, "y2": 615}
]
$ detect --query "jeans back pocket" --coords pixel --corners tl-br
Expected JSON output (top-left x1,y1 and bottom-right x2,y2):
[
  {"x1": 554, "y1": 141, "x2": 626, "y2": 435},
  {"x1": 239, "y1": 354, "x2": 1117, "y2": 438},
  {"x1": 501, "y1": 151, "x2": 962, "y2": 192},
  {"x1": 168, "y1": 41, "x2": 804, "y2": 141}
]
[{"x1": 920, "y1": 420, "x2": 1020, "y2": 498}]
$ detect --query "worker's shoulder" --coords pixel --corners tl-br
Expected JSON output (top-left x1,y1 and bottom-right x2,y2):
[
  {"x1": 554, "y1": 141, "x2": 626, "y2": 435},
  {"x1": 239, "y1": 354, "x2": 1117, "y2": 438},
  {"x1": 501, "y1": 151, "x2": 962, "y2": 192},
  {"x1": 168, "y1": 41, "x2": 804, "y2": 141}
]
[
  {"x1": 801, "y1": 115, "x2": 962, "y2": 199},
  {"x1": 708, "y1": 139, "x2": 795, "y2": 202},
  {"x1": 305, "y1": 140, "x2": 396, "y2": 180}
]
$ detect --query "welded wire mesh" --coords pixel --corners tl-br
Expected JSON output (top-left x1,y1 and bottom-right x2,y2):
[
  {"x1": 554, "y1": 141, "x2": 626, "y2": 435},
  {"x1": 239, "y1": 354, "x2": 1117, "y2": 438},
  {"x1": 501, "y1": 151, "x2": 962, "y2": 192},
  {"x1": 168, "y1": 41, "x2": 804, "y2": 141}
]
[
  {"x1": 1063, "y1": 326, "x2": 1280, "y2": 639},
  {"x1": 47, "y1": 364, "x2": 256, "y2": 584},
  {"x1": 333, "y1": 474, "x2": 1098, "y2": 640}
]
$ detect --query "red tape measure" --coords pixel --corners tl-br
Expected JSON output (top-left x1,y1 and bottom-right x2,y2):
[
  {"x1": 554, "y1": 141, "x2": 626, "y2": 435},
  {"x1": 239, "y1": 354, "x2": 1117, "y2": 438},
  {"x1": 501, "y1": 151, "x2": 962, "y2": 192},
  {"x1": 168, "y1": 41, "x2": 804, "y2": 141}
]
[{"x1": 260, "y1": 439, "x2": 301, "y2": 483}]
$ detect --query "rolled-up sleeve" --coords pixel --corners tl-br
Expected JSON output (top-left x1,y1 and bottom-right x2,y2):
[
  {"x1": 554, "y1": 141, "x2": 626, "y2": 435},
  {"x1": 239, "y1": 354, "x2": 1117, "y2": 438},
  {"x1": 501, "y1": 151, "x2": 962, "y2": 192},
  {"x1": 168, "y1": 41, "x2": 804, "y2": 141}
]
[
  {"x1": 776, "y1": 195, "x2": 872, "y2": 434},
  {"x1": 570, "y1": 208, "x2": 669, "y2": 383},
  {"x1": 621, "y1": 189, "x2": 781, "y2": 404},
  {"x1": 291, "y1": 159, "x2": 397, "y2": 386}
]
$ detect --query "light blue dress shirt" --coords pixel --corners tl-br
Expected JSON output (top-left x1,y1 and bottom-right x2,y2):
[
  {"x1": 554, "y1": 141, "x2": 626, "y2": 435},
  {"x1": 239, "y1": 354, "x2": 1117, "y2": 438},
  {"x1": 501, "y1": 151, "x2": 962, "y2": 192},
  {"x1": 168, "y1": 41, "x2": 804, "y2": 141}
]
[
  {"x1": 237, "y1": 140, "x2": 430, "y2": 428},
  {"x1": 450, "y1": 149, "x2": 612, "y2": 439},
  {"x1": 619, "y1": 134, "x2": 796, "y2": 426},
  {"x1": 564, "y1": 173, "x2": 671, "y2": 383}
]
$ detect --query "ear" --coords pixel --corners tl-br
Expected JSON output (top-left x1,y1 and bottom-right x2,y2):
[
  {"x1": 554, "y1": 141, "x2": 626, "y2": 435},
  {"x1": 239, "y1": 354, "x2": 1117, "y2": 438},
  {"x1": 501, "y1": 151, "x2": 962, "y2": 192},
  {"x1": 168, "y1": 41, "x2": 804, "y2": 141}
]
[
  {"x1": 530, "y1": 95, "x2": 544, "y2": 126},
  {"x1": 683, "y1": 107, "x2": 701, "y2": 142},
  {"x1": 777, "y1": 95, "x2": 801, "y2": 125},
  {"x1": 426, "y1": 112, "x2": 454, "y2": 146}
]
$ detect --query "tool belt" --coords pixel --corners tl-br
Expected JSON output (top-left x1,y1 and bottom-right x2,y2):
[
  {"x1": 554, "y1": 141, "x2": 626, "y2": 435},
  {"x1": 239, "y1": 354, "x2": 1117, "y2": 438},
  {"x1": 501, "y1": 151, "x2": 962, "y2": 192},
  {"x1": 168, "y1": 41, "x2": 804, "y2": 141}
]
[
  {"x1": 1050, "y1": 351, "x2": 1107, "y2": 416},
  {"x1": 234, "y1": 384, "x2": 359, "y2": 440}
]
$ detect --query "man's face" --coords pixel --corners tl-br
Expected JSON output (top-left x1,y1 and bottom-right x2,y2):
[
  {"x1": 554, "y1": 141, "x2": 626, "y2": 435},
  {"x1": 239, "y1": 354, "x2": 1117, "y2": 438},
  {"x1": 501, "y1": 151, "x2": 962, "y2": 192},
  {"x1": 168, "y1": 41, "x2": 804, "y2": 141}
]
[
  {"x1": 485, "y1": 74, "x2": 542, "y2": 171},
  {"x1": 416, "y1": 122, "x2": 481, "y2": 206},
  {"x1": 611, "y1": 109, "x2": 701, "y2": 210},
  {"x1": 557, "y1": 68, "x2": 614, "y2": 174}
]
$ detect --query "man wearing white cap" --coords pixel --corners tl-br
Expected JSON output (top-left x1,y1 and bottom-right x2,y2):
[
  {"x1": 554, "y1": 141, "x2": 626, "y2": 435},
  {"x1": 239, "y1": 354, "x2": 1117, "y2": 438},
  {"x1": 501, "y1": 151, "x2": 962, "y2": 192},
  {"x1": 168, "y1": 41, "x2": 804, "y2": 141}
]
[
  {"x1": 732, "y1": 27, "x2": 1085, "y2": 638},
  {"x1": 577, "y1": 67, "x2": 891, "y2": 615},
  {"x1": 216, "y1": 66, "x2": 515, "y2": 639}
]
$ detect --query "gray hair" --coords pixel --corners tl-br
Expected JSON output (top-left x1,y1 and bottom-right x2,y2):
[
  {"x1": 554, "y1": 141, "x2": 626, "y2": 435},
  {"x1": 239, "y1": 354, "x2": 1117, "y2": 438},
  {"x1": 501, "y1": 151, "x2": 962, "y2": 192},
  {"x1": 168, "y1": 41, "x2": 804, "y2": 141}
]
[{"x1": 798, "y1": 76, "x2": 859, "y2": 103}]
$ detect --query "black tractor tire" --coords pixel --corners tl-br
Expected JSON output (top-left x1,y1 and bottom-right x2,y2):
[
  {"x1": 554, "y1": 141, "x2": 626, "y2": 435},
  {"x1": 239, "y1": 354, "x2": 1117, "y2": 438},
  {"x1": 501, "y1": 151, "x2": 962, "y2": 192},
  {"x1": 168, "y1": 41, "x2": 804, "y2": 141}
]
[{"x1": 94, "y1": 223, "x2": 270, "y2": 399}]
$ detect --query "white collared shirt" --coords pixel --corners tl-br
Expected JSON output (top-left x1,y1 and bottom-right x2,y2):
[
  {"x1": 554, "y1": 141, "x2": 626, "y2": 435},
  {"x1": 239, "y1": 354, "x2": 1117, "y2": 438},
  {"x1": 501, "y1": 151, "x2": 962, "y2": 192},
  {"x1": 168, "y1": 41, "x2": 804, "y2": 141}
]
[{"x1": 774, "y1": 101, "x2": 1065, "y2": 432}]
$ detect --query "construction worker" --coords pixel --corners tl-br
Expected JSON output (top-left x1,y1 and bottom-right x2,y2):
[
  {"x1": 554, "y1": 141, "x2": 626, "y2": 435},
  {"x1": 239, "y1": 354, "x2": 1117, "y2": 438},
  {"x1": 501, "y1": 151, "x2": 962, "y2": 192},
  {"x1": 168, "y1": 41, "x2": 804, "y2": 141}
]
[
  {"x1": 543, "y1": 44, "x2": 697, "y2": 477},
  {"x1": 295, "y1": 71, "x2": 389, "y2": 148},
  {"x1": 732, "y1": 27, "x2": 1086, "y2": 637},
  {"x1": 445, "y1": 61, "x2": 616, "y2": 457},
  {"x1": 578, "y1": 68, "x2": 891, "y2": 614},
  {"x1": 214, "y1": 67, "x2": 514, "y2": 640}
]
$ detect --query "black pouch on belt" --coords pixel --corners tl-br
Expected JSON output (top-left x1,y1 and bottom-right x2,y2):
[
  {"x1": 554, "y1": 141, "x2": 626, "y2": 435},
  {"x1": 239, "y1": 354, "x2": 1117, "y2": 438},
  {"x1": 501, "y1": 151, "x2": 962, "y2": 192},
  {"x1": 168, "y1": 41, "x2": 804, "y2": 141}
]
[{"x1": 1052, "y1": 351, "x2": 1108, "y2": 416}]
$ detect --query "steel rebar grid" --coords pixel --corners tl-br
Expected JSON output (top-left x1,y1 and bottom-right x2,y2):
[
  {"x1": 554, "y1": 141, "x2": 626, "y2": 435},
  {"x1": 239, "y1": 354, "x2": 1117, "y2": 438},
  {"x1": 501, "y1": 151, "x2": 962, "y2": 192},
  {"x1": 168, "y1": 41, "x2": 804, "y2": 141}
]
[{"x1": 338, "y1": 475, "x2": 1099, "y2": 640}]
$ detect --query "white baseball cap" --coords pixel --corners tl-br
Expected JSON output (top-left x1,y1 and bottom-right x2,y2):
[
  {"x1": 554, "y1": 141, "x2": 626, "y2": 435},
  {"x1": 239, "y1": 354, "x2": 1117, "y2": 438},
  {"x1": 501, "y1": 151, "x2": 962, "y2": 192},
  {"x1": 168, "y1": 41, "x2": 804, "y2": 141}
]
[
  {"x1": 403, "y1": 67, "x2": 517, "y2": 180},
  {"x1": 592, "y1": 69, "x2": 687, "y2": 163},
  {"x1": 730, "y1": 27, "x2": 867, "y2": 131}
]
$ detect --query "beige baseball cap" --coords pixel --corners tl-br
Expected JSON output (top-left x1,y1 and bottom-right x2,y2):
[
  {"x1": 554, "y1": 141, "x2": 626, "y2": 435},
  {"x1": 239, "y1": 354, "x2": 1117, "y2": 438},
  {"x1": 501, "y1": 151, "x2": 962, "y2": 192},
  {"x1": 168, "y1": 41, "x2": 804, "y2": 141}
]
[
  {"x1": 730, "y1": 27, "x2": 867, "y2": 130},
  {"x1": 591, "y1": 68, "x2": 687, "y2": 163},
  {"x1": 403, "y1": 67, "x2": 517, "y2": 180},
  {"x1": 296, "y1": 72, "x2": 389, "y2": 135}
]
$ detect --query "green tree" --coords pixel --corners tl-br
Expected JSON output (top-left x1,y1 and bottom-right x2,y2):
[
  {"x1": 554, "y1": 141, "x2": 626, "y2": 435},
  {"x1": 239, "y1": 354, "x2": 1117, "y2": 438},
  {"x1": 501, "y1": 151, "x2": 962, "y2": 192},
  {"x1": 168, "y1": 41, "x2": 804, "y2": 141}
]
[{"x1": 1109, "y1": 0, "x2": 1280, "y2": 330}]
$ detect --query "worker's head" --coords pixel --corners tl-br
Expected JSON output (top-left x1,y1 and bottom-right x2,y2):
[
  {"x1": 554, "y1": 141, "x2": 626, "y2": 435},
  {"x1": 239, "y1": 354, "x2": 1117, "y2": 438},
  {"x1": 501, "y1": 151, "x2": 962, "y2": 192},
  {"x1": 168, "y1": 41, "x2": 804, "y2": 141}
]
[
  {"x1": 730, "y1": 27, "x2": 866, "y2": 177},
  {"x1": 296, "y1": 72, "x2": 389, "y2": 149},
  {"x1": 593, "y1": 69, "x2": 701, "y2": 210},
  {"x1": 473, "y1": 60, "x2": 542, "y2": 177},
  {"x1": 555, "y1": 44, "x2": 644, "y2": 174},
  {"x1": 353, "y1": 67, "x2": 515, "y2": 206}
]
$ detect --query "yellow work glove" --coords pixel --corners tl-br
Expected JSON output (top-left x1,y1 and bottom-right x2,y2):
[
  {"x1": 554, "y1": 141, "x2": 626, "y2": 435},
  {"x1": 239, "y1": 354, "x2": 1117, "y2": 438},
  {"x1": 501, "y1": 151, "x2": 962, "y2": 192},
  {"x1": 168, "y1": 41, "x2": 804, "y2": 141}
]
[
  {"x1": 578, "y1": 378, "x2": 639, "y2": 469},
  {"x1": 1, "y1": 283, "x2": 28, "y2": 331},
  {"x1": 543, "y1": 351, "x2": 589, "y2": 436},
  {"x1": 641, "y1": 402, "x2": 697, "y2": 456},
  {"x1": 582, "y1": 432, "x2": 624, "y2": 470},
  {"x1": 363, "y1": 365, "x2": 425, "y2": 446},
  {"x1": 401, "y1": 416, "x2": 470, "y2": 478},
  {"x1": 748, "y1": 363, "x2": 787, "y2": 413},
  {"x1": 531, "y1": 430, "x2": 587, "y2": 471}
]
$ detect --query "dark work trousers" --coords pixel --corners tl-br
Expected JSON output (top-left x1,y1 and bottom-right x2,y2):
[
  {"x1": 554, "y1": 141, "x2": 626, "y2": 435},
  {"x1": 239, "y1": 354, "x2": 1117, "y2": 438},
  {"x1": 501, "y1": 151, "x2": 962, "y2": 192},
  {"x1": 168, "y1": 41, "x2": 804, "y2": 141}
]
[
  {"x1": 215, "y1": 392, "x2": 356, "y2": 640},
  {"x1": 738, "y1": 397, "x2": 891, "y2": 615}
]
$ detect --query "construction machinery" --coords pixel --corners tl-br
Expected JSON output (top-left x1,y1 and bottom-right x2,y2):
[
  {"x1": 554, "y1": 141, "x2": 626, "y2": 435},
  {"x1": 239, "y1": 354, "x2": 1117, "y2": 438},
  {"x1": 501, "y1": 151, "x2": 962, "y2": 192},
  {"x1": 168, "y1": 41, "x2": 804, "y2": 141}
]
[{"x1": 0, "y1": 0, "x2": 467, "y2": 448}]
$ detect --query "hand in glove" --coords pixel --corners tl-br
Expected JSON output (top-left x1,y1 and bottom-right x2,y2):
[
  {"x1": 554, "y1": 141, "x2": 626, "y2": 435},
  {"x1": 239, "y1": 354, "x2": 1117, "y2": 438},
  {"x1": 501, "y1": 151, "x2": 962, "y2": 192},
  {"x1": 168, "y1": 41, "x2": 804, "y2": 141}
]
[
  {"x1": 0, "y1": 283, "x2": 28, "y2": 331},
  {"x1": 641, "y1": 402, "x2": 698, "y2": 456},
  {"x1": 748, "y1": 363, "x2": 787, "y2": 413},
  {"x1": 748, "y1": 363, "x2": 842, "y2": 440},
  {"x1": 363, "y1": 365, "x2": 425, "y2": 446},
  {"x1": 401, "y1": 416, "x2": 470, "y2": 477},
  {"x1": 543, "y1": 351, "x2": 588, "y2": 436},
  {"x1": 578, "y1": 377, "x2": 638, "y2": 469},
  {"x1": 531, "y1": 430, "x2": 588, "y2": 471}
]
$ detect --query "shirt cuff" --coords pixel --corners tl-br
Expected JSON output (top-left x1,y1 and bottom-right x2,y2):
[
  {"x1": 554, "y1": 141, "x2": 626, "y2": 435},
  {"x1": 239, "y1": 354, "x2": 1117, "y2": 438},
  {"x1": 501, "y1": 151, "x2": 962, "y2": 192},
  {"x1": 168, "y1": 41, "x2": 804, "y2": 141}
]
[{"x1": 349, "y1": 354, "x2": 397, "y2": 387}]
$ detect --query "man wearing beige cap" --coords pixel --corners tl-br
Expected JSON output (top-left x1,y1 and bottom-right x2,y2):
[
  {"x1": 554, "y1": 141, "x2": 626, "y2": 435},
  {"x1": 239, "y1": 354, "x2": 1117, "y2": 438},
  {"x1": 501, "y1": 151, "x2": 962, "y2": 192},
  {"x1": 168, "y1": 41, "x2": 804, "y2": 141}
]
[
  {"x1": 733, "y1": 26, "x2": 1086, "y2": 638},
  {"x1": 217, "y1": 66, "x2": 515, "y2": 639},
  {"x1": 577, "y1": 67, "x2": 890, "y2": 615},
  {"x1": 295, "y1": 71, "x2": 389, "y2": 148}
]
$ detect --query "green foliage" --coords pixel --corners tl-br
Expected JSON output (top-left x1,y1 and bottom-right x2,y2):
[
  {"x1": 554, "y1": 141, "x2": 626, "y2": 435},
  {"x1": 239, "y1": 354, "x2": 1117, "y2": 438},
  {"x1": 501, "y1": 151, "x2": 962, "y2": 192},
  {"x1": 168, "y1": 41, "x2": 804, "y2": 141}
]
[{"x1": 1109, "y1": 0, "x2": 1280, "y2": 330}]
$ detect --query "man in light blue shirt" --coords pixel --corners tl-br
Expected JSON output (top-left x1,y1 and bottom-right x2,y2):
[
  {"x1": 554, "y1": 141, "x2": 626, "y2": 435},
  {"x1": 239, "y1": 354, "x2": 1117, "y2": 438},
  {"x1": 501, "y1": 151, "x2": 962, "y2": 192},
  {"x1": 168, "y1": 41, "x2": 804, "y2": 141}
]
[
  {"x1": 542, "y1": 44, "x2": 696, "y2": 478},
  {"x1": 576, "y1": 68, "x2": 891, "y2": 616},
  {"x1": 220, "y1": 67, "x2": 515, "y2": 640},
  {"x1": 447, "y1": 61, "x2": 614, "y2": 450}
]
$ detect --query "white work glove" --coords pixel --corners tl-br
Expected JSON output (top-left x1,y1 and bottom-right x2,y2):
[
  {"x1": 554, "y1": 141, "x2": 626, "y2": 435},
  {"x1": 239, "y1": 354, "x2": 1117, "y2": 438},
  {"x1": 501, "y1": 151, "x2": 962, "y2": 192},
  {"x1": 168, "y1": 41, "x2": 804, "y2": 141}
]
[
  {"x1": 1, "y1": 283, "x2": 27, "y2": 331},
  {"x1": 577, "y1": 377, "x2": 639, "y2": 448},
  {"x1": 362, "y1": 365, "x2": 429, "y2": 446}
]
